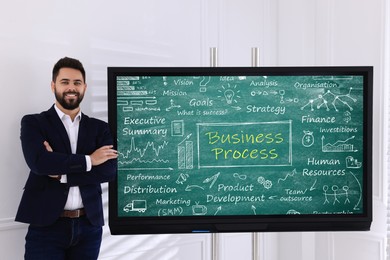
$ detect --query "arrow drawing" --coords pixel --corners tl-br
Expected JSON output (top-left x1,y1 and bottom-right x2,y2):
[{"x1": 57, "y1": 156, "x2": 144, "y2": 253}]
[
  {"x1": 278, "y1": 169, "x2": 296, "y2": 183},
  {"x1": 251, "y1": 205, "x2": 257, "y2": 215},
  {"x1": 214, "y1": 206, "x2": 222, "y2": 215},
  {"x1": 310, "y1": 179, "x2": 317, "y2": 191},
  {"x1": 203, "y1": 172, "x2": 220, "y2": 188},
  {"x1": 178, "y1": 133, "x2": 192, "y2": 146},
  {"x1": 349, "y1": 171, "x2": 362, "y2": 210},
  {"x1": 185, "y1": 185, "x2": 205, "y2": 191}
]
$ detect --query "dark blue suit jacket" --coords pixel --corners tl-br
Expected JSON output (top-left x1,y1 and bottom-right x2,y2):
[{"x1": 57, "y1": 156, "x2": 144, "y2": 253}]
[{"x1": 16, "y1": 105, "x2": 117, "y2": 227}]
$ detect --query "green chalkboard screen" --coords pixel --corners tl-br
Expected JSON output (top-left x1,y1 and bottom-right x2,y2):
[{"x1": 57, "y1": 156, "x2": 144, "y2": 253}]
[{"x1": 108, "y1": 67, "x2": 372, "y2": 234}]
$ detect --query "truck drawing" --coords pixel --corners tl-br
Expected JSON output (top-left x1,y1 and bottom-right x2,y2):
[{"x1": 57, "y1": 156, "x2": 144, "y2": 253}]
[{"x1": 123, "y1": 200, "x2": 147, "y2": 213}]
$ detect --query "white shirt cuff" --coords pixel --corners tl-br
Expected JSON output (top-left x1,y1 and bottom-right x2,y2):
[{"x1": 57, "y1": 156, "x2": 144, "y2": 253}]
[
  {"x1": 60, "y1": 175, "x2": 67, "y2": 183},
  {"x1": 85, "y1": 155, "x2": 92, "y2": 171}
]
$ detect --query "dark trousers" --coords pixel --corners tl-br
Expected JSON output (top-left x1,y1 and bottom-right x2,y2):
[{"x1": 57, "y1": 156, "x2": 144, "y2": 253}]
[{"x1": 24, "y1": 216, "x2": 102, "y2": 260}]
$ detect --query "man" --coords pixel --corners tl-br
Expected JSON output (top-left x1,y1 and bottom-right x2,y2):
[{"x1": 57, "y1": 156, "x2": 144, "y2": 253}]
[{"x1": 16, "y1": 57, "x2": 118, "y2": 259}]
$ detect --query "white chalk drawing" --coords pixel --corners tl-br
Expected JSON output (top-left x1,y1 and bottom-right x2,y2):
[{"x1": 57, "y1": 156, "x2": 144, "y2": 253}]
[
  {"x1": 346, "y1": 156, "x2": 362, "y2": 168},
  {"x1": 257, "y1": 176, "x2": 273, "y2": 189},
  {"x1": 122, "y1": 137, "x2": 168, "y2": 158},
  {"x1": 200, "y1": 76, "x2": 211, "y2": 87},
  {"x1": 312, "y1": 75, "x2": 354, "y2": 81},
  {"x1": 286, "y1": 209, "x2": 301, "y2": 215},
  {"x1": 264, "y1": 180, "x2": 272, "y2": 189},
  {"x1": 176, "y1": 173, "x2": 190, "y2": 185},
  {"x1": 185, "y1": 185, "x2": 204, "y2": 191},
  {"x1": 118, "y1": 138, "x2": 170, "y2": 168},
  {"x1": 192, "y1": 202, "x2": 207, "y2": 215},
  {"x1": 349, "y1": 171, "x2": 362, "y2": 210},
  {"x1": 323, "y1": 186, "x2": 331, "y2": 204},
  {"x1": 203, "y1": 172, "x2": 220, "y2": 189},
  {"x1": 332, "y1": 185, "x2": 341, "y2": 204},
  {"x1": 322, "y1": 135, "x2": 358, "y2": 152},
  {"x1": 278, "y1": 169, "x2": 296, "y2": 183},
  {"x1": 279, "y1": 90, "x2": 299, "y2": 104},
  {"x1": 250, "y1": 90, "x2": 262, "y2": 96},
  {"x1": 118, "y1": 158, "x2": 170, "y2": 167},
  {"x1": 193, "y1": 76, "x2": 211, "y2": 92},
  {"x1": 343, "y1": 186, "x2": 351, "y2": 204},
  {"x1": 178, "y1": 134, "x2": 193, "y2": 169},
  {"x1": 302, "y1": 130, "x2": 315, "y2": 147},
  {"x1": 166, "y1": 99, "x2": 181, "y2": 111},
  {"x1": 214, "y1": 206, "x2": 222, "y2": 215},
  {"x1": 322, "y1": 171, "x2": 362, "y2": 209},
  {"x1": 217, "y1": 83, "x2": 241, "y2": 110},
  {"x1": 233, "y1": 172, "x2": 247, "y2": 180},
  {"x1": 118, "y1": 96, "x2": 158, "y2": 112},
  {"x1": 251, "y1": 205, "x2": 257, "y2": 215},
  {"x1": 224, "y1": 88, "x2": 235, "y2": 104},
  {"x1": 257, "y1": 176, "x2": 265, "y2": 184},
  {"x1": 250, "y1": 88, "x2": 298, "y2": 104},
  {"x1": 123, "y1": 200, "x2": 147, "y2": 213},
  {"x1": 117, "y1": 77, "x2": 158, "y2": 112},
  {"x1": 171, "y1": 120, "x2": 184, "y2": 136},
  {"x1": 122, "y1": 166, "x2": 173, "y2": 171},
  {"x1": 310, "y1": 179, "x2": 317, "y2": 191},
  {"x1": 301, "y1": 88, "x2": 356, "y2": 112},
  {"x1": 344, "y1": 111, "x2": 352, "y2": 123}
]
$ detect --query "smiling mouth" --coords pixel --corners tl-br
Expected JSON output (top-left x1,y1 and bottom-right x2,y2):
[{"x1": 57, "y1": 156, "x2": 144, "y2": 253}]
[{"x1": 65, "y1": 93, "x2": 78, "y2": 98}]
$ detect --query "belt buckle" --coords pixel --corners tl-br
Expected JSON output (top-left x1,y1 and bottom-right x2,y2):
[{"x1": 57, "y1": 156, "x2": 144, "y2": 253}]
[{"x1": 74, "y1": 210, "x2": 80, "y2": 218}]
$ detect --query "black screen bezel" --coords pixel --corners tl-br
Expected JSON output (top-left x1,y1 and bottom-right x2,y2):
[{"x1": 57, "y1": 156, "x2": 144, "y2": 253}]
[{"x1": 107, "y1": 66, "x2": 373, "y2": 235}]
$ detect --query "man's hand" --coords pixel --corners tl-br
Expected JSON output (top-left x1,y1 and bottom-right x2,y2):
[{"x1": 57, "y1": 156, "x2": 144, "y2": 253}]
[
  {"x1": 43, "y1": 141, "x2": 61, "y2": 180},
  {"x1": 90, "y1": 145, "x2": 118, "y2": 166},
  {"x1": 43, "y1": 141, "x2": 53, "y2": 152}
]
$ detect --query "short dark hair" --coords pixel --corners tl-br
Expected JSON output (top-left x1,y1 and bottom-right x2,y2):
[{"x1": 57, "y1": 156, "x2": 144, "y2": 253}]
[{"x1": 52, "y1": 57, "x2": 86, "y2": 83}]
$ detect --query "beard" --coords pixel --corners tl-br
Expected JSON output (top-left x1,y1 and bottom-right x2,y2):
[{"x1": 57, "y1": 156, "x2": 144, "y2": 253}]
[{"x1": 54, "y1": 89, "x2": 84, "y2": 110}]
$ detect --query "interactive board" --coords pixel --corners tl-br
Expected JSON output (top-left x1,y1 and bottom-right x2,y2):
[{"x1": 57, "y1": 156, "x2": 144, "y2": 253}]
[{"x1": 108, "y1": 66, "x2": 372, "y2": 234}]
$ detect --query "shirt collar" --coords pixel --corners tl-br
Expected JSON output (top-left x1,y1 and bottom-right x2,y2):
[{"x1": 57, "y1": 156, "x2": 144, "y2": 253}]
[{"x1": 54, "y1": 104, "x2": 82, "y2": 122}]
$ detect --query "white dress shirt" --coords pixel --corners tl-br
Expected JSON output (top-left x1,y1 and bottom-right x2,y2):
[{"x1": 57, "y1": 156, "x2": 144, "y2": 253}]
[{"x1": 54, "y1": 105, "x2": 92, "y2": 210}]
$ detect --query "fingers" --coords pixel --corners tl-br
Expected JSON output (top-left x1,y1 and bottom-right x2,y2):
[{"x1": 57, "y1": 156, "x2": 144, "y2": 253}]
[
  {"x1": 90, "y1": 145, "x2": 118, "y2": 166},
  {"x1": 43, "y1": 141, "x2": 53, "y2": 152},
  {"x1": 101, "y1": 145, "x2": 118, "y2": 157}
]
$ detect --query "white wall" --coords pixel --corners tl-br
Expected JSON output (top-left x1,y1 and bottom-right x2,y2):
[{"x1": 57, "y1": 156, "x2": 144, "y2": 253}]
[{"x1": 0, "y1": 0, "x2": 387, "y2": 259}]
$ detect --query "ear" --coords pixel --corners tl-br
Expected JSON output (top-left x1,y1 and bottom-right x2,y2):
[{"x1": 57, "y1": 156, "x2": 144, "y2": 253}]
[{"x1": 51, "y1": 81, "x2": 55, "y2": 93}]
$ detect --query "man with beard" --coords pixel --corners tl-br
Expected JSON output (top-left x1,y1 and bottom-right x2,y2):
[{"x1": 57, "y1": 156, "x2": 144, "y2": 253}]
[{"x1": 16, "y1": 57, "x2": 118, "y2": 259}]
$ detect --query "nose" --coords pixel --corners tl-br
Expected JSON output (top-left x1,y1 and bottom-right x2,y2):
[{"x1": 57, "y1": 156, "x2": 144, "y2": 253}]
[
  {"x1": 67, "y1": 86, "x2": 76, "y2": 91},
  {"x1": 68, "y1": 83, "x2": 80, "y2": 90}
]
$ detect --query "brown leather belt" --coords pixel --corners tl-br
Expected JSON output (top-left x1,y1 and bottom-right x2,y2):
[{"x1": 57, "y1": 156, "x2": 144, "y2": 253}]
[{"x1": 60, "y1": 209, "x2": 85, "y2": 218}]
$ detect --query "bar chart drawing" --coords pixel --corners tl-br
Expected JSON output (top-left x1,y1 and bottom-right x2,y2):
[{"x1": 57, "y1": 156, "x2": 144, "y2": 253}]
[
  {"x1": 322, "y1": 136, "x2": 358, "y2": 152},
  {"x1": 178, "y1": 134, "x2": 194, "y2": 169}
]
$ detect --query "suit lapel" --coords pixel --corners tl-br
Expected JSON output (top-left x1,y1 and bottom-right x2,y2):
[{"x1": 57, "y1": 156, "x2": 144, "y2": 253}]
[
  {"x1": 47, "y1": 105, "x2": 72, "y2": 153},
  {"x1": 77, "y1": 113, "x2": 88, "y2": 153}
]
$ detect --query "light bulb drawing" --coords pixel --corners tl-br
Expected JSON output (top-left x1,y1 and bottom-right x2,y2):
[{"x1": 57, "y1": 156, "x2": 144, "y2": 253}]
[
  {"x1": 224, "y1": 89, "x2": 235, "y2": 104},
  {"x1": 218, "y1": 83, "x2": 241, "y2": 109}
]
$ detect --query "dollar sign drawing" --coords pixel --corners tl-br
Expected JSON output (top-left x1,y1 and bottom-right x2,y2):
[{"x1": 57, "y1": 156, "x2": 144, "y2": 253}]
[{"x1": 302, "y1": 131, "x2": 314, "y2": 147}]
